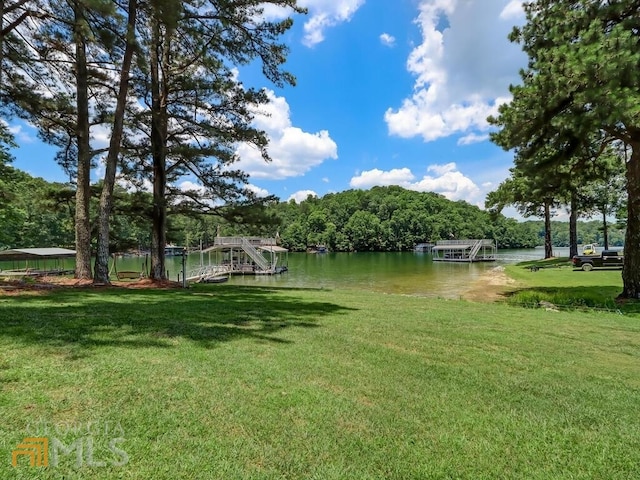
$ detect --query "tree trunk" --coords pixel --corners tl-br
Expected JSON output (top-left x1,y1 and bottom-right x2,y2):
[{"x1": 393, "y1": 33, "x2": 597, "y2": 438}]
[
  {"x1": 544, "y1": 200, "x2": 553, "y2": 259},
  {"x1": 73, "y1": 4, "x2": 92, "y2": 280},
  {"x1": 601, "y1": 208, "x2": 609, "y2": 250},
  {"x1": 94, "y1": 0, "x2": 138, "y2": 284},
  {"x1": 149, "y1": 18, "x2": 169, "y2": 280},
  {"x1": 621, "y1": 141, "x2": 640, "y2": 298},
  {"x1": 569, "y1": 194, "x2": 578, "y2": 258}
]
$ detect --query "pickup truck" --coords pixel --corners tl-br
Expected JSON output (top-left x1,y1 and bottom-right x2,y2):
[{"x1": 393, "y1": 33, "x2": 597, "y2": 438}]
[{"x1": 571, "y1": 250, "x2": 624, "y2": 271}]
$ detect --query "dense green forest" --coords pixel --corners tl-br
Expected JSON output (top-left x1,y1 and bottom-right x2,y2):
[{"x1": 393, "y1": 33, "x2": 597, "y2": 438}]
[
  {"x1": 0, "y1": 167, "x2": 623, "y2": 253},
  {"x1": 266, "y1": 186, "x2": 623, "y2": 252}
]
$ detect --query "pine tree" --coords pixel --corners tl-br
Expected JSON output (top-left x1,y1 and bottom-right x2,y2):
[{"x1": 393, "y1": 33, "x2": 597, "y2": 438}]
[{"x1": 490, "y1": 0, "x2": 640, "y2": 297}]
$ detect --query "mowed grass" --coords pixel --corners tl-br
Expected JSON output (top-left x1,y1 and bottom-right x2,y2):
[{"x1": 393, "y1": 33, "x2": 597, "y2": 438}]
[
  {"x1": 1, "y1": 284, "x2": 640, "y2": 479},
  {"x1": 504, "y1": 258, "x2": 640, "y2": 314}
]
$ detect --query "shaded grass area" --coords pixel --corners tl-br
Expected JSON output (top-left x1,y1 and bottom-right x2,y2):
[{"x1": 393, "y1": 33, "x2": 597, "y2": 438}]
[
  {"x1": 504, "y1": 260, "x2": 640, "y2": 315},
  {"x1": 1, "y1": 285, "x2": 640, "y2": 478}
]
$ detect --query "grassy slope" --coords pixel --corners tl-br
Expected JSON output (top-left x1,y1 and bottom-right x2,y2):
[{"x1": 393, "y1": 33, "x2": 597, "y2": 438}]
[{"x1": 1, "y1": 284, "x2": 640, "y2": 479}]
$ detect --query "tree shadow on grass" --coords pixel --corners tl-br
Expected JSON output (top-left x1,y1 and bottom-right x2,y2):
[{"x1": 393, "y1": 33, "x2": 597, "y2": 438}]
[
  {"x1": 502, "y1": 285, "x2": 640, "y2": 315},
  {"x1": 0, "y1": 284, "x2": 357, "y2": 350}
]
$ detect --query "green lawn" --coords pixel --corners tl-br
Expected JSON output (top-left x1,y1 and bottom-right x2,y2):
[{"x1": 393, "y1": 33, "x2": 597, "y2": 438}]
[
  {"x1": 1, "y1": 284, "x2": 640, "y2": 479},
  {"x1": 504, "y1": 258, "x2": 640, "y2": 314}
]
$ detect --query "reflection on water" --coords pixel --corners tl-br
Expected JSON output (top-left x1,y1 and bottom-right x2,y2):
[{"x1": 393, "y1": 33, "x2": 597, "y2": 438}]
[
  {"x1": 0, "y1": 249, "x2": 544, "y2": 299},
  {"x1": 150, "y1": 250, "x2": 542, "y2": 299}
]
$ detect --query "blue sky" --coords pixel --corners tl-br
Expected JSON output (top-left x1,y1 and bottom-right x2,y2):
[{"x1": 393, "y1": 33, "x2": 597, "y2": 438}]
[{"x1": 8, "y1": 0, "x2": 528, "y2": 215}]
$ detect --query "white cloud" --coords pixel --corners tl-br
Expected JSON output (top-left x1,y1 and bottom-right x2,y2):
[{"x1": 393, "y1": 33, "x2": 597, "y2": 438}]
[
  {"x1": 5, "y1": 121, "x2": 36, "y2": 144},
  {"x1": 300, "y1": 0, "x2": 366, "y2": 47},
  {"x1": 116, "y1": 176, "x2": 152, "y2": 193},
  {"x1": 380, "y1": 33, "x2": 396, "y2": 47},
  {"x1": 258, "y1": 0, "x2": 366, "y2": 47},
  {"x1": 426, "y1": 162, "x2": 456, "y2": 176},
  {"x1": 458, "y1": 133, "x2": 489, "y2": 145},
  {"x1": 178, "y1": 180, "x2": 207, "y2": 194},
  {"x1": 350, "y1": 168, "x2": 415, "y2": 188},
  {"x1": 247, "y1": 184, "x2": 270, "y2": 198},
  {"x1": 499, "y1": 0, "x2": 524, "y2": 20},
  {"x1": 288, "y1": 190, "x2": 318, "y2": 203},
  {"x1": 90, "y1": 124, "x2": 111, "y2": 150},
  {"x1": 236, "y1": 90, "x2": 338, "y2": 180},
  {"x1": 385, "y1": 0, "x2": 525, "y2": 143},
  {"x1": 349, "y1": 162, "x2": 482, "y2": 203}
]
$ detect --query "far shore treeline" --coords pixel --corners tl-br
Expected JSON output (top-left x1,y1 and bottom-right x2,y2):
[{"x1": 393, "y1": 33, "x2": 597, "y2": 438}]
[{"x1": 0, "y1": 166, "x2": 623, "y2": 254}]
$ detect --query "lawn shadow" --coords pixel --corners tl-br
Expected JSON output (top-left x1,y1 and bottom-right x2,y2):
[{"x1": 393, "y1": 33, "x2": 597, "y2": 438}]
[{"x1": 0, "y1": 284, "x2": 357, "y2": 350}]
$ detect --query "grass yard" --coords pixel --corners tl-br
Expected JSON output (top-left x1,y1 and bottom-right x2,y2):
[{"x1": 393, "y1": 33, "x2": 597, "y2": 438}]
[
  {"x1": 1, "y1": 283, "x2": 640, "y2": 479},
  {"x1": 504, "y1": 258, "x2": 640, "y2": 314}
]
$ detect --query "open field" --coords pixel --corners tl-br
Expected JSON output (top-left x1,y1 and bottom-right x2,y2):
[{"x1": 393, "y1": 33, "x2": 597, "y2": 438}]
[{"x1": 1, "y1": 283, "x2": 640, "y2": 479}]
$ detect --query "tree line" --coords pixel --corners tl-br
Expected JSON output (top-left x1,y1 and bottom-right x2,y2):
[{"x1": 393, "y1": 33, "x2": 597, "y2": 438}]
[
  {"x1": 266, "y1": 186, "x2": 624, "y2": 252},
  {"x1": 0, "y1": 168, "x2": 623, "y2": 255},
  {"x1": 0, "y1": 0, "x2": 304, "y2": 283}
]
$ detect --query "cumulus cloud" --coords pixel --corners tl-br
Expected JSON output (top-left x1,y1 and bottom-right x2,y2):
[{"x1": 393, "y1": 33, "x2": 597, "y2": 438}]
[
  {"x1": 349, "y1": 162, "x2": 482, "y2": 203},
  {"x1": 288, "y1": 190, "x2": 318, "y2": 203},
  {"x1": 235, "y1": 89, "x2": 338, "y2": 180},
  {"x1": 380, "y1": 33, "x2": 396, "y2": 47},
  {"x1": 350, "y1": 168, "x2": 415, "y2": 188},
  {"x1": 247, "y1": 184, "x2": 270, "y2": 198},
  {"x1": 258, "y1": 0, "x2": 366, "y2": 47},
  {"x1": 385, "y1": 0, "x2": 525, "y2": 143},
  {"x1": 300, "y1": 0, "x2": 366, "y2": 47}
]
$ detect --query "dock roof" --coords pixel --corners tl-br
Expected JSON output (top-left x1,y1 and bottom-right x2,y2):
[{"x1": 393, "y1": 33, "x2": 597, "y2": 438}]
[
  {"x1": 432, "y1": 244, "x2": 473, "y2": 250},
  {"x1": 0, "y1": 248, "x2": 76, "y2": 261}
]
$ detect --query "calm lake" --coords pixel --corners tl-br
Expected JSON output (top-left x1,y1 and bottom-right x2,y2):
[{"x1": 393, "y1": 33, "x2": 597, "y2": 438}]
[
  {"x1": 1, "y1": 248, "x2": 562, "y2": 298},
  {"x1": 115, "y1": 248, "x2": 551, "y2": 299}
]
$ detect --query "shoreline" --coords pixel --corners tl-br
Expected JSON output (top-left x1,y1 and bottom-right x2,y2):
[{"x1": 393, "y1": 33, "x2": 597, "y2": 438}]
[{"x1": 462, "y1": 265, "x2": 518, "y2": 302}]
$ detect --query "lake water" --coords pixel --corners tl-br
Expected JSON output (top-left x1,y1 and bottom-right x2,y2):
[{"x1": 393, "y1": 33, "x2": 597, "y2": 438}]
[
  {"x1": 122, "y1": 248, "x2": 548, "y2": 299},
  {"x1": 0, "y1": 248, "x2": 552, "y2": 299}
]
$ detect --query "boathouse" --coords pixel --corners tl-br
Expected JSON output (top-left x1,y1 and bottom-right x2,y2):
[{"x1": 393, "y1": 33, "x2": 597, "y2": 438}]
[
  {"x1": 432, "y1": 239, "x2": 497, "y2": 263},
  {"x1": 187, "y1": 237, "x2": 288, "y2": 282},
  {"x1": 0, "y1": 247, "x2": 76, "y2": 276}
]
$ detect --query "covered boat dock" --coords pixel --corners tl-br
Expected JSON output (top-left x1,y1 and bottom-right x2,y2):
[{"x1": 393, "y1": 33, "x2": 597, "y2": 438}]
[
  {"x1": 0, "y1": 247, "x2": 76, "y2": 276},
  {"x1": 187, "y1": 237, "x2": 288, "y2": 282},
  {"x1": 432, "y1": 239, "x2": 497, "y2": 263}
]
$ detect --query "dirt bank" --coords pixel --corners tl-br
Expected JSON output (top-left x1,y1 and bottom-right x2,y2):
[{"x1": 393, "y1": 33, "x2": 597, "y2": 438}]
[{"x1": 462, "y1": 266, "x2": 519, "y2": 302}]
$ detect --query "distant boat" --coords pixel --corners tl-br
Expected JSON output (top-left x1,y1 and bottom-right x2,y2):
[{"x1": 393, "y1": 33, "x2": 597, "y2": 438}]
[
  {"x1": 200, "y1": 275, "x2": 229, "y2": 284},
  {"x1": 307, "y1": 245, "x2": 328, "y2": 254}
]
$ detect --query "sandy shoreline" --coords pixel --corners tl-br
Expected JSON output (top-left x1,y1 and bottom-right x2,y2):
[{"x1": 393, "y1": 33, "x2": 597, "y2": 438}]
[
  {"x1": 2, "y1": 269, "x2": 518, "y2": 302},
  {"x1": 462, "y1": 266, "x2": 518, "y2": 302}
]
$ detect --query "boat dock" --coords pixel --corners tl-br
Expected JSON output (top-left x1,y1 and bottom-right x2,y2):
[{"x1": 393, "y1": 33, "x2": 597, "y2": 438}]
[
  {"x1": 186, "y1": 237, "x2": 288, "y2": 282},
  {"x1": 432, "y1": 239, "x2": 497, "y2": 263}
]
